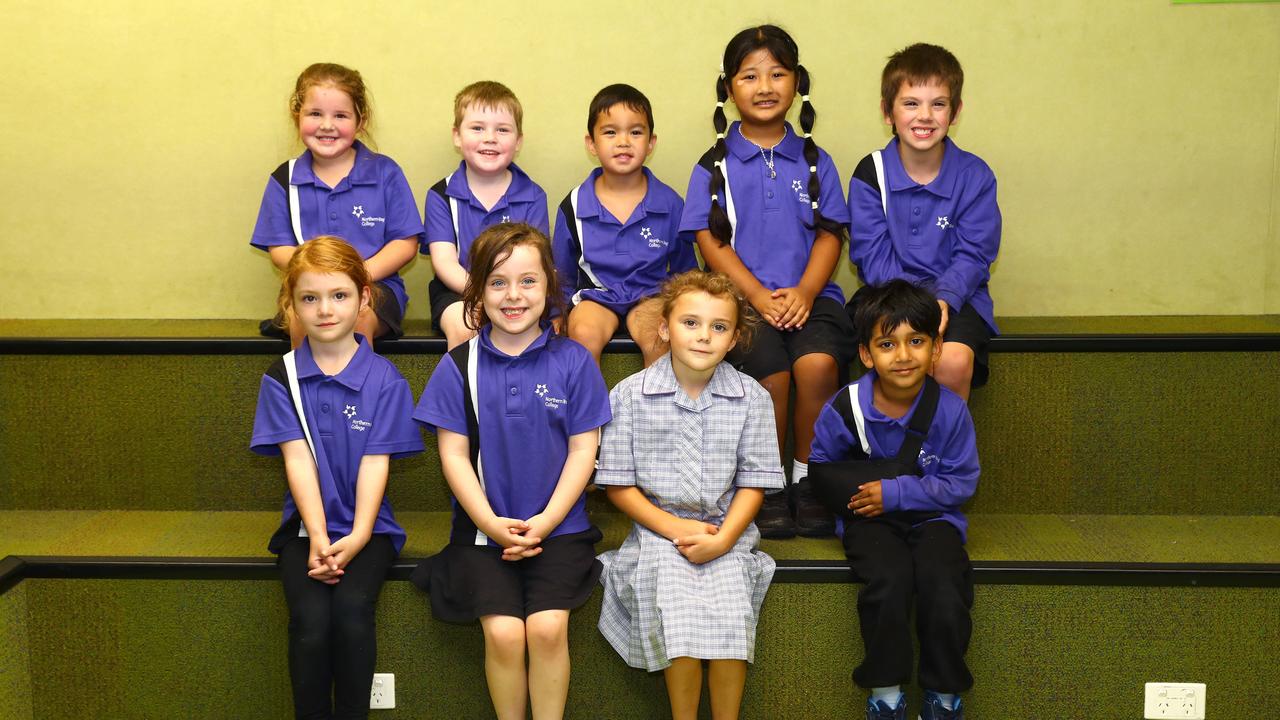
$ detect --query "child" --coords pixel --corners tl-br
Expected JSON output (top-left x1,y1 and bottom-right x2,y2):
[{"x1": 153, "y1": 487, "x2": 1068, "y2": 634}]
[
  {"x1": 809, "y1": 280, "x2": 979, "y2": 720},
  {"x1": 251, "y1": 63, "x2": 423, "y2": 346},
  {"x1": 846, "y1": 44, "x2": 1001, "y2": 402},
  {"x1": 596, "y1": 270, "x2": 784, "y2": 720},
  {"x1": 250, "y1": 236, "x2": 424, "y2": 720},
  {"x1": 680, "y1": 25, "x2": 852, "y2": 539},
  {"x1": 424, "y1": 81, "x2": 550, "y2": 349},
  {"x1": 552, "y1": 83, "x2": 698, "y2": 366},
  {"x1": 411, "y1": 223, "x2": 610, "y2": 720}
]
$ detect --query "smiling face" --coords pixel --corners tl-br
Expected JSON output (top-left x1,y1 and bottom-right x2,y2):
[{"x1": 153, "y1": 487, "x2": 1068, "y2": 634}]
[
  {"x1": 292, "y1": 270, "x2": 369, "y2": 346},
  {"x1": 297, "y1": 85, "x2": 361, "y2": 164},
  {"x1": 660, "y1": 291, "x2": 739, "y2": 380},
  {"x1": 727, "y1": 48, "x2": 797, "y2": 130},
  {"x1": 885, "y1": 78, "x2": 959, "y2": 159},
  {"x1": 858, "y1": 317, "x2": 942, "y2": 396},
  {"x1": 453, "y1": 103, "x2": 523, "y2": 178},
  {"x1": 481, "y1": 242, "x2": 546, "y2": 347},
  {"x1": 586, "y1": 103, "x2": 655, "y2": 177}
]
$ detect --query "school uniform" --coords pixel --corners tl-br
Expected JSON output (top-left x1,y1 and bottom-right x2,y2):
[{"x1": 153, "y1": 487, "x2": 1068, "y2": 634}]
[
  {"x1": 680, "y1": 122, "x2": 855, "y2": 377},
  {"x1": 250, "y1": 141, "x2": 425, "y2": 333},
  {"x1": 847, "y1": 137, "x2": 1001, "y2": 384},
  {"x1": 552, "y1": 167, "x2": 697, "y2": 315},
  {"x1": 809, "y1": 371, "x2": 979, "y2": 693},
  {"x1": 596, "y1": 356, "x2": 784, "y2": 671},
  {"x1": 421, "y1": 161, "x2": 549, "y2": 329},
  {"x1": 250, "y1": 334, "x2": 423, "y2": 719},
  {"x1": 411, "y1": 325, "x2": 611, "y2": 621}
]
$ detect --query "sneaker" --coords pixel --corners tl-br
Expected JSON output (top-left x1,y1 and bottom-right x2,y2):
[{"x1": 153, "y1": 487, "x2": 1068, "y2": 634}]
[
  {"x1": 919, "y1": 692, "x2": 963, "y2": 720},
  {"x1": 756, "y1": 486, "x2": 796, "y2": 539},
  {"x1": 793, "y1": 479, "x2": 835, "y2": 537},
  {"x1": 867, "y1": 695, "x2": 906, "y2": 720}
]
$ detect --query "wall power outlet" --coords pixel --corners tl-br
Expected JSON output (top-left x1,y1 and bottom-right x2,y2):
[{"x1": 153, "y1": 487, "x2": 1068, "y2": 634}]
[
  {"x1": 370, "y1": 673, "x2": 395, "y2": 710},
  {"x1": 1144, "y1": 682, "x2": 1205, "y2": 719}
]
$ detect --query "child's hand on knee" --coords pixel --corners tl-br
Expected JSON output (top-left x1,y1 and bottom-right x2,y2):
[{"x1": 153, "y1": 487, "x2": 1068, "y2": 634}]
[
  {"x1": 673, "y1": 532, "x2": 730, "y2": 565},
  {"x1": 849, "y1": 481, "x2": 884, "y2": 518}
]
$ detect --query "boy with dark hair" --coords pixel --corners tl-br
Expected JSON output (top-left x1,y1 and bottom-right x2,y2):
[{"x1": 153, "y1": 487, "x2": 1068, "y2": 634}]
[
  {"x1": 811, "y1": 279, "x2": 980, "y2": 720},
  {"x1": 847, "y1": 43, "x2": 1001, "y2": 403}
]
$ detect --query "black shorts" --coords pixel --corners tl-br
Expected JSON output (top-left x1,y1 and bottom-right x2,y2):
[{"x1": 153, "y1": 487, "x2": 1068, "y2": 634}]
[
  {"x1": 729, "y1": 296, "x2": 856, "y2": 379},
  {"x1": 410, "y1": 526, "x2": 603, "y2": 623},
  {"x1": 428, "y1": 277, "x2": 463, "y2": 332},
  {"x1": 844, "y1": 289, "x2": 991, "y2": 388},
  {"x1": 258, "y1": 279, "x2": 403, "y2": 340}
]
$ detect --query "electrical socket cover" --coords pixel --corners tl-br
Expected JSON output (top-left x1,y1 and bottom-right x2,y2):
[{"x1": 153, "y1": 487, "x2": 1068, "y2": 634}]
[
  {"x1": 370, "y1": 673, "x2": 395, "y2": 710},
  {"x1": 1143, "y1": 682, "x2": 1204, "y2": 719}
]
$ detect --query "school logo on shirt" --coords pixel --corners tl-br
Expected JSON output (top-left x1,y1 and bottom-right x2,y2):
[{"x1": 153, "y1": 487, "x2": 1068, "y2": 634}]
[
  {"x1": 936, "y1": 216, "x2": 951, "y2": 230},
  {"x1": 640, "y1": 227, "x2": 666, "y2": 248},
  {"x1": 501, "y1": 215, "x2": 511, "y2": 223},
  {"x1": 351, "y1": 205, "x2": 385, "y2": 229},
  {"x1": 534, "y1": 383, "x2": 567, "y2": 409},
  {"x1": 919, "y1": 449, "x2": 939, "y2": 469},
  {"x1": 345, "y1": 404, "x2": 373, "y2": 432},
  {"x1": 791, "y1": 179, "x2": 810, "y2": 204}
]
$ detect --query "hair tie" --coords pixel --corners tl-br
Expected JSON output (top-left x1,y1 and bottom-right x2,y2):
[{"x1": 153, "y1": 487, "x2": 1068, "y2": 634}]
[
  {"x1": 809, "y1": 165, "x2": 817, "y2": 173},
  {"x1": 803, "y1": 133, "x2": 813, "y2": 139},
  {"x1": 801, "y1": 95, "x2": 811, "y2": 103},
  {"x1": 711, "y1": 194, "x2": 719, "y2": 202},
  {"x1": 716, "y1": 132, "x2": 726, "y2": 139},
  {"x1": 716, "y1": 101, "x2": 724, "y2": 108},
  {"x1": 811, "y1": 201, "x2": 819, "y2": 210}
]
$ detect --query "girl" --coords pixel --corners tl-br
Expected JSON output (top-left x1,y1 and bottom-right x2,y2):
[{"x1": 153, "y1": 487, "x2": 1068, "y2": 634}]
[
  {"x1": 250, "y1": 236, "x2": 424, "y2": 720},
  {"x1": 251, "y1": 63, "x2": 423, "y2": 346},
  {"x1": 411, "y1": 223, "x2": 611, "y2": 720},
  {"x1": 596, "y1": 270, "x2": 784, "y2": 720},
  {"x1": 678, "y1": 25, "x2": 853, "y2": 540}
]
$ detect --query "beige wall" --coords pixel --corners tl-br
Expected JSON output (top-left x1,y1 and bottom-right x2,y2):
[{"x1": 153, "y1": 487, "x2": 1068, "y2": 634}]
[{"x1": 3, "y1": 0, "x2": 1278, "y2": 319}]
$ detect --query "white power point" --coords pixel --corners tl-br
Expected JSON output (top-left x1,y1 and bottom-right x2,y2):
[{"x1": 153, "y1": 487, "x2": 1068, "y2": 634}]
[
  {"x1": 1144, "y1": 682, "x2": 1205, "y2": 719},
  {"x1": 370, "y1": 673, "x2": 395, "y2": 710}
]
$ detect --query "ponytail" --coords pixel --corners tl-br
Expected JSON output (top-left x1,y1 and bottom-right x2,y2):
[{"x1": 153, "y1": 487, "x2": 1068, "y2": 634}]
[
  {"x1": 796, "y1": 65, "x2": 845, "y2": 239},
  {"x1": 707, "y1": 68, "x2": 733, "y2": 246}
]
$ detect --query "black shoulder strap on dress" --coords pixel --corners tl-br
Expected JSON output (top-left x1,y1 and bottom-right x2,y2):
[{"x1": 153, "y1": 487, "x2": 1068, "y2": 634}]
[
  {"x1": 894, "y1": 376, "x2": 940, "y2": 466},
  {"x1": 447, "y1": 340, "x2": 480, "y2": 469}
]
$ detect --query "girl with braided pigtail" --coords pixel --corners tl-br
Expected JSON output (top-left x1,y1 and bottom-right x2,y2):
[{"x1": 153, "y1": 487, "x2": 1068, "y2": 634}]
[{"x1": 679, "y1": 25, "x2": 855, "y2": 541}]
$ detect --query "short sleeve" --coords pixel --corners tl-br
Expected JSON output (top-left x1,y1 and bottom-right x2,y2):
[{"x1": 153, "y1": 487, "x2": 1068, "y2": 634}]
[
  {"x1": 665, "y1": 196, "x2": 699, "y2": 271},
  {"x1": 817, "y1": 151, "x2": 849, "y2": 225},
  {"x1": 250, "y1": 374, "x2": 304, "y2": 455},
  {"x1": 422, "y1": 185, "x2": 456, "y2": 250},
  {"x1": 526, "y1": 185, "x2": 551, "y2": 236},
  {"x1": 249, "y1": 176, "x2": 295, "y2": 251},
  {"x1": 564, "y1": 345, "x2": 611, "y2": 436},
  {"x1": 365, "y1": 370, "x2": 426, "y2": 458},
  {"x1": 380, "y1": 160, "x2": 425, "y2": 243},
  {"x1": 733, "y1": 383, "x2": 785, "y2": 490},
  {"x1": 678, "y1": 164, "x2": 713, "y2": 235},
  {"x1": 551, "y1": 199, "x2": 579, "y2": 308},
  {"x1": 594, "y1": 382, "x2": 636, "y2": 487},
  {"x1": 412, "y1": 353, "x2": 469, "y2": 435}
]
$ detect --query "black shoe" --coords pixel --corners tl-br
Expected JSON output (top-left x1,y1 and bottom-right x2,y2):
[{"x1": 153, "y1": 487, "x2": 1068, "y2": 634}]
[
  {"x1": 756, "y1": 487, "x2": 796, "y2": 539},
  {"x1": 793, "y1": 479, "x2": 836, "y2": 537}
]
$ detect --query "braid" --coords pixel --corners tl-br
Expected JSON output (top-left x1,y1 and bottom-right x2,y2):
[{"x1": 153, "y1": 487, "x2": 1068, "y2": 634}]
[
  {"x1": 797, "y1": 65, "x2": 843, "y2": 240},
  {"x1": 708, "y1": 71, "x2": 733, "y2": 246}
]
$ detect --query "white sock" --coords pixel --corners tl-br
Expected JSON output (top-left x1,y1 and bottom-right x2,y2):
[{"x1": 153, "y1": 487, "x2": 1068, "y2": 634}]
[
  {"x1": 930, "y1": 692, "x2": 959, "y2": 710},
  {"x1": 792, "y1": 459, "x2": 809, "y2": 483},
  {"x1": 871, "y1": 686, "x2": 902, "y2": 707}
]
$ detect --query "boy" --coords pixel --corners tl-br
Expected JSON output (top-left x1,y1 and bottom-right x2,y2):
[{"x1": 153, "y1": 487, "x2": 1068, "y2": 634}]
[
  {"x1": 847, "y1": 44, "x2": 1001, "y2": 402},
  {"x1": 424, "y1": 81, "x2": 549, "y2": 348},
  {"x1": 810, "y1": 280, "x2": 979, "y2": 720},
  {"x1": 552, "y1": 84, "x2": 697, "y2": 366}
]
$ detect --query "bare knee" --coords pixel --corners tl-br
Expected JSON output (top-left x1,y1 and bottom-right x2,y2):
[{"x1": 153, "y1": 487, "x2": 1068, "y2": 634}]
[
  {"x1": 482, "y1": 616, "x2": 527, "y2": 661},
  {"x1": 792, "y1": 353, "x2": 839, "y2": 400},
  {"x1": 441, "y1": 303, "x2": 475, "y2": 349},
  {"x1": 523, "y1": 611, "x2": 568, "y2": 654},
  {"x1": 934, "y1": 343, "x2": 974, "y2": 391}
]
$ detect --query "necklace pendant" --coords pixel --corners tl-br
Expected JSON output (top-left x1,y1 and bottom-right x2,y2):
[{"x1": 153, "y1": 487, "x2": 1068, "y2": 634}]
[{"x1": 770, "y1": 170, "x2": 776, "y2": 179}]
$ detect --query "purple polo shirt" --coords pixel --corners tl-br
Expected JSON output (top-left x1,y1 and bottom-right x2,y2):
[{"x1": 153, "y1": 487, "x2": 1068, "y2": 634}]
[
  {"x1": 413, "y1": 325, "x2": 611, "y2": 545},
  {"x1": 809, "y1": 370, "x2": 979, "y2": 541},
  {"x1": 250, "y1": 141, "x2": 425, "y2": 314},
  {"x1": 680, "y1": 121, "x2": 850, "y2": 304},
  {"x1": 848, "y1": 137, "x2": 1001, "y2": 333},
  {"x1": 251, "y1": 336, "x2": 424, "y2": 554},
  {"x1": 552, "y1": 167, "x2": 697, "y2": 313},
  {"x1": 421, "y1": 161, "x2": 549, "y2": 267}
]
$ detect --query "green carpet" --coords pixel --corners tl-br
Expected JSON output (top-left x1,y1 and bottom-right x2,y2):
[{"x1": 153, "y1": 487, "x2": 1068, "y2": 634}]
[
  {"x1": 3, "y1": 510, "x2": 1277, "y2": 564},
  {"x1": 3, "y1": 352, "x2": 1278, "y2": 515},
  {"x1": 0, "y1": 583, "x2": 33, "y2": 720},
  {"x1": 13, "y1": 578, "x2": 1276, "y2": 720}
]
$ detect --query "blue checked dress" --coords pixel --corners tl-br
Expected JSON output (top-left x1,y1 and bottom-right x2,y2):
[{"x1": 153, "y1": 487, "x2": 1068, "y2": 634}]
[{"x1": 595, "y1": 356, "x2": 785, "y2": 671}]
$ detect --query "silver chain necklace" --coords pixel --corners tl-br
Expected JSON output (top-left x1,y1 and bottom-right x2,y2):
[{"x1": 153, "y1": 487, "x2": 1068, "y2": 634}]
[{"x1": 740, "y1": 125, "x2": 786, "y2": 179}]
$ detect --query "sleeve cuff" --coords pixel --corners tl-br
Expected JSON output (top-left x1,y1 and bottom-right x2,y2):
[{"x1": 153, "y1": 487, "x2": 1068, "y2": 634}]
[
  {"x1": 735, "y1": 469, "x2": 786, "y2": 490},
  {"x1": 592, "y1": 468, "x2": 637, "y2": 487}
]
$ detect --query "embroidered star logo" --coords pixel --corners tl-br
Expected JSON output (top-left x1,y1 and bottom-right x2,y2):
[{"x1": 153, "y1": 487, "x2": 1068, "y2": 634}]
[
  {"x1": 343, "y1": 404, "x2": 357, "y2": 419},
  {"x1": 936, "y1": 216, "x2": 951, "y2": 229},
  {"x1": 352, "y1": 206, "x2": 364, "y2": 218},
  {"x1": 640, "y1": 227, "x2": 652, "y2": 240},
  {"x1": 501, "y1": 215, "x2": 510, "y2": 223},
  {"x1": 792, "y1": 179, "x2": 803, "y2": 192},
  {"x1": 535, "y1": 384, "x2": 548, "y2": 398}
]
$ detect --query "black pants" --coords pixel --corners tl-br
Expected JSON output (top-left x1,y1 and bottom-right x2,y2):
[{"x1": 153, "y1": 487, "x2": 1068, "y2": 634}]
[
  {"x1": 842, "y1": 517, "x2": 974, "y2": 693},
  {"x1": 279, "y1": 534, "x2": 396, "y2": 720}
]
